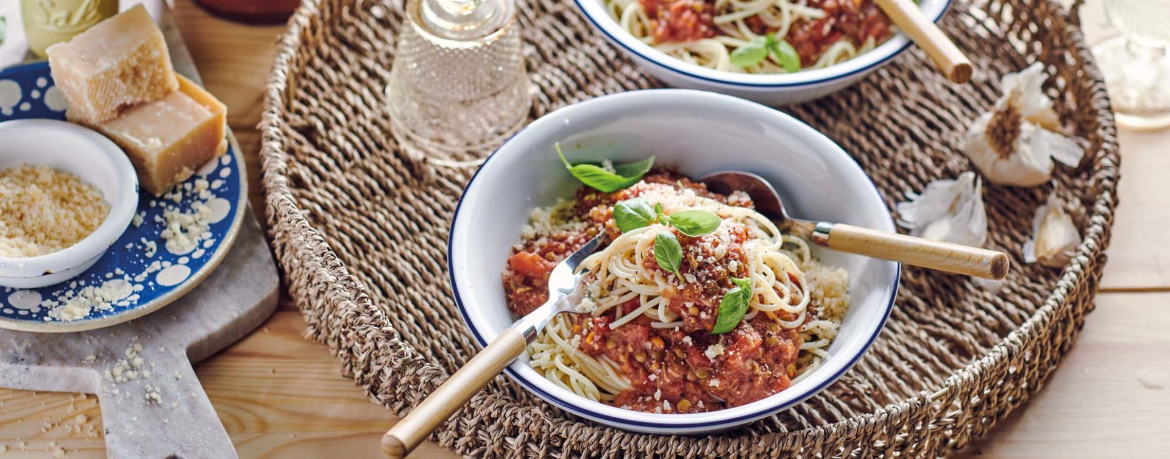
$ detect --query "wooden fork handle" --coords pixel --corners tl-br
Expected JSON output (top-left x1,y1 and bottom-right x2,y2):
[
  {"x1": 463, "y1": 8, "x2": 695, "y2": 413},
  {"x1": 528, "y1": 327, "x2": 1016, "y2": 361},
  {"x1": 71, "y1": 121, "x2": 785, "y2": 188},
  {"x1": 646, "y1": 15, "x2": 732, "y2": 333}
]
[
  {"x1": 874, "y1": 0, "x2": 972, "y2": 83},
  {"x1": 814, "y1": 223, "x2": 1009, "y2": 279},
  {"x1": 382, "y1": 328, "x2": 527, "y2": 459}
]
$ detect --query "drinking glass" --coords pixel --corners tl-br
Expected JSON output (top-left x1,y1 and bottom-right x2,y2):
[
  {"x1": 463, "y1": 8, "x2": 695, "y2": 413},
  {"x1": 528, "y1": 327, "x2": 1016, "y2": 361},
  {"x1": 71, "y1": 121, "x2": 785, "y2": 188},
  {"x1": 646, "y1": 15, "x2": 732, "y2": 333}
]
[
  {"x1": 1094, "y1": 0, "x2": 1170, "y2": 130},
  {"x1": 386, "y1": 0, "x2": 530, "y2": 160}
]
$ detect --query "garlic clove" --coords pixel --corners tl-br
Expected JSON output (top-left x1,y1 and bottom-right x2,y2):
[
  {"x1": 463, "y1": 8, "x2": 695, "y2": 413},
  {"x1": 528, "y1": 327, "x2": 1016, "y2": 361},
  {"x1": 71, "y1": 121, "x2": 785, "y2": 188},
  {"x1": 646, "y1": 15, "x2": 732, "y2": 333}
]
[
  {"x1": 897, "y1": 172, "x2": 988, "y2": 247},
  {"x1": 1023, "y1": 192, "x2": 1082, "y2": 268},
  {"x1": 961, "y1": 63, "x2": 1084, "y2": 187}
]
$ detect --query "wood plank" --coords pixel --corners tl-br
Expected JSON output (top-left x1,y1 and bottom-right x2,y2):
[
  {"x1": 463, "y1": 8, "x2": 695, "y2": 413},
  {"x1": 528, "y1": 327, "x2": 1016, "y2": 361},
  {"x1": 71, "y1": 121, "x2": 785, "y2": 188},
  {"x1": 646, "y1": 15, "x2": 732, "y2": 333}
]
[
  {"x1": 1099, "y1": 129, "x2": 1170, "y2": 291},
  {"x1": 956, "y1": 292, "x2": 1170, "y2": 458}
]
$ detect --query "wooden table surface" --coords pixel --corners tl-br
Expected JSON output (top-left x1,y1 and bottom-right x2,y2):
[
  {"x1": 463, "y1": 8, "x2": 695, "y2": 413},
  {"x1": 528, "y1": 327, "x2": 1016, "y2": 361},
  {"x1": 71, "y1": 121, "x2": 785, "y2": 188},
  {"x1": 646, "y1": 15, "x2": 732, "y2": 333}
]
[{"x1": 2, "y1": 1, "x2": 1167, "y2": 457}]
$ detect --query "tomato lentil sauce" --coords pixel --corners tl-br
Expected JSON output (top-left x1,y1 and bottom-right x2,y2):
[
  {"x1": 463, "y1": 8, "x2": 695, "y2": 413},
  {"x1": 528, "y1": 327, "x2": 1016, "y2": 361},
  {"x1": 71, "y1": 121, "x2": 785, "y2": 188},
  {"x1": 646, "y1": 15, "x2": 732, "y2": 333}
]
[
  {"x1": 503, "y1": 171, "x2": 809, "y2": 413},
  {"x1": 639, "y1": 0, "x2": 894, "y2": 67}
]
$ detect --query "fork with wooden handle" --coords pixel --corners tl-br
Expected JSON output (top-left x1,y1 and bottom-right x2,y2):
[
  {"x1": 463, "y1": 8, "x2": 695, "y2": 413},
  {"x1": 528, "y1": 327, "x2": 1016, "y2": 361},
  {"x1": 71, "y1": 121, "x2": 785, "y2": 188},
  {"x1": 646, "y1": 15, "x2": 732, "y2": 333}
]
[{"x1": 381, "y1": 234, "x2": 605, "y2": 459}]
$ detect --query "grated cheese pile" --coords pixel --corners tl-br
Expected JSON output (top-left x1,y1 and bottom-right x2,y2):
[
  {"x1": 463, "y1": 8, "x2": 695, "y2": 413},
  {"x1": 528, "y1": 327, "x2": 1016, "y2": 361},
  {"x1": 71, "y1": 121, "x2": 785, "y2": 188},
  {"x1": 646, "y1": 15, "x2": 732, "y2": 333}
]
[{"x1": 0, "y1": 165, "x2": 110, "y2": 258}]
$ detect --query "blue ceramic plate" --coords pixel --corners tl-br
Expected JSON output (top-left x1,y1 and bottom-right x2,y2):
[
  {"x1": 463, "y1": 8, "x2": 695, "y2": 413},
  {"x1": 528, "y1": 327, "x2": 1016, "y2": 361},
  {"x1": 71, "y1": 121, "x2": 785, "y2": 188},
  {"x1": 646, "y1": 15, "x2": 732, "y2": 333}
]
[{"x1": 0, "y1": 62, "x2": 247, "y2": 333}]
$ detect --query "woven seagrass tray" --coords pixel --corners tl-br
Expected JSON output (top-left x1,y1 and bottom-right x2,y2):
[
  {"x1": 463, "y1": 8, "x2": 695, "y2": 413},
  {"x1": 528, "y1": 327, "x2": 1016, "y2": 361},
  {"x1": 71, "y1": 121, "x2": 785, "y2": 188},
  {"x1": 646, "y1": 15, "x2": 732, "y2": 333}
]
[{"x1": 260, "y1": 0, "x2": 1119, "y2": 456}]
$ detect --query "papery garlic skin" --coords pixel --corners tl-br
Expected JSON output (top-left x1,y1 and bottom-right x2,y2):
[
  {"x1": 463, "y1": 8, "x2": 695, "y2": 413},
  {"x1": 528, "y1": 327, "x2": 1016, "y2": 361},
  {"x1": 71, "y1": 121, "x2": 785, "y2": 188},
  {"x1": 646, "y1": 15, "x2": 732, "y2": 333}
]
[
  {"x1": 961, "y1": 63, "x2": 1084, "y2": 187},
  {"x1": 1023, "y1": 192, "x2": 1082, "y2": 268},
  {"x1": 896, "y1": 172, "x2": 988, "y2": 247}
]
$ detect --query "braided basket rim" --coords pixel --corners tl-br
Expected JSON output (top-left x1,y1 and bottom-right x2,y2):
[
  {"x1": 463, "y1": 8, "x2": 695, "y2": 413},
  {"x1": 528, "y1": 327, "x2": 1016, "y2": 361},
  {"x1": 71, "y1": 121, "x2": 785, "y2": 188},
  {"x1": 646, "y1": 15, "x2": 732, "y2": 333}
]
[{"x1": 258, "y1": 0, "x2": 1121, "y2": 455}]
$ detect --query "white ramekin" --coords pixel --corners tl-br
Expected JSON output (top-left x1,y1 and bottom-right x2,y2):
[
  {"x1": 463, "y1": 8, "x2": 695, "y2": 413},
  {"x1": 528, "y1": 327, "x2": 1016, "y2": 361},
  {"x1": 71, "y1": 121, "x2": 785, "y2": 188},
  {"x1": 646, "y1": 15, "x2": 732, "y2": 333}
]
[{"x1": 0, "y1": 119, "x2": 139, "y2": 289}]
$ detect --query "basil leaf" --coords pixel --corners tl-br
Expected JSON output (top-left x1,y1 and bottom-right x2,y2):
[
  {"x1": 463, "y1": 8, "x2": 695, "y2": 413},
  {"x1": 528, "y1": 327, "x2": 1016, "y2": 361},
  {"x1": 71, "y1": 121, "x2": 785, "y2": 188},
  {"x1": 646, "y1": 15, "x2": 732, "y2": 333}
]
[
  {"x1": 712, "y1": 277, "x2": 753, "y2": 334},
  {"x1": 613, "y1": 198, "x2": 655, "y2": 233},
  {"x1": 768, "y1": 37, "x2": 801, "y2": 73},
  {"x1": 729, "y1": 36, "x2": 769, "y2": 68},
  {"x1": 668, "y1": 209, "x2": 721, "y2": 237},
  {"x1": 557, "y1": 144, "x2": 655, "y2": 193},
  {"x1": 612, "y1": 156, "x2": 655, "y2": 179},
  {"x1": 654, "y1": 231, "x2": 684, "y2": 281}
]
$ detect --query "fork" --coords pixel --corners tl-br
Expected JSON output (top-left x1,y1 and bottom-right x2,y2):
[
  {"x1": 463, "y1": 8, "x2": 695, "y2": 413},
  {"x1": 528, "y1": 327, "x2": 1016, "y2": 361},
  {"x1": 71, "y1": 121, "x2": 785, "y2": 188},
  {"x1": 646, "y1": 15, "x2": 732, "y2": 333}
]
[{"x1": 381, "y1": 233, "x2": 606, "y2": 459}]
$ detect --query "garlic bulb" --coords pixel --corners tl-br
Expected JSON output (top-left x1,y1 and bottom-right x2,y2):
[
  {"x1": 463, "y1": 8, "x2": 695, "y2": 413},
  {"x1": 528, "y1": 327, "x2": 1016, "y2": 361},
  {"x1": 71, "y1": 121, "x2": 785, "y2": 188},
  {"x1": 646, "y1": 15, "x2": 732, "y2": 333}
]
[
  {"x1": 962, "y1": 63, "x2": 1084, "y2": 187},
  {"x1": 1023, "y1": 192, "x2": 1081, "y2": 268},
  {"x1": 896, "y1": 172, "x2": 987, "y2": 247}
]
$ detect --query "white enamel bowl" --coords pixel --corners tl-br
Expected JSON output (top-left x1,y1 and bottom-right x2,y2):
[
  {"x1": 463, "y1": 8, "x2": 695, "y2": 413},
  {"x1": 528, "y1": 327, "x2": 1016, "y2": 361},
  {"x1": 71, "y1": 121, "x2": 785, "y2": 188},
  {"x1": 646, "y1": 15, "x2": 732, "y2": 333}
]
[
  {"x1": 572, "y1": 0, "x2": 953, "y2": 106},
  {"x1": 0, "y1": 119, "x2": 139, "y2": 289},
  {"x1": 449, "y1": 90, "x2": 899, "y2": 434}
]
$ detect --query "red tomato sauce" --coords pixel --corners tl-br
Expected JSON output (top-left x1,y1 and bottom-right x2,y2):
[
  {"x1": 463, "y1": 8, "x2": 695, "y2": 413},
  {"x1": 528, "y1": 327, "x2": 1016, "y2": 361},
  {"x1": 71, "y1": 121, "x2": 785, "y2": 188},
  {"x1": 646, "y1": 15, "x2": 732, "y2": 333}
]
[{"x1": 503, "y1": 171, "x2": 808, "y2": 413}]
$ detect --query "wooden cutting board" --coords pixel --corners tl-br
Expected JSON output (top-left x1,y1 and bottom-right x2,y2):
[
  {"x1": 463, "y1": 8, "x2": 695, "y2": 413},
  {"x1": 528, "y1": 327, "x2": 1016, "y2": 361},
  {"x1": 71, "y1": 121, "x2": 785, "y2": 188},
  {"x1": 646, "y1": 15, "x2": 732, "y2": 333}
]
[{"x1": 0, "y1": 9, "x2": 280, "y2": 459}]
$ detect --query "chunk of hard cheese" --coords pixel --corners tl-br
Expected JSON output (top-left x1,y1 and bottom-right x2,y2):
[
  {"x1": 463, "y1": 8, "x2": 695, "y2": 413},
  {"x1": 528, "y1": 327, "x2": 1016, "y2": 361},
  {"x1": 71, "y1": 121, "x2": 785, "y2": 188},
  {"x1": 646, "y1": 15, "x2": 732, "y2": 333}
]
[
  {"x1": 46, "y1": 5, "x2": 178, "y2": 124},
  {"x1": 73, "y1": 75, "x2": 227, "y2": 196}
]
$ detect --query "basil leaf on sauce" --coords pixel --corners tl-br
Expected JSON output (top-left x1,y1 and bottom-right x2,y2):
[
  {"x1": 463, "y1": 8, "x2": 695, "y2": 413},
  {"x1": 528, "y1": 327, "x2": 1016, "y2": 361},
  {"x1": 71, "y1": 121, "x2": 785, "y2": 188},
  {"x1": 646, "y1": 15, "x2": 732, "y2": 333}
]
[
  {"x1": 667, "y1": 209, "x2": 721, "y2": 237},
  {"x1": 654, "y1": 231, "x2": 684, "y2": 282},
  {"x1": 712, "y1": 277, "x2": 754, "y2": 334},
  {"x1": 729, "y1": 35, "x2": 769, "y2": 68},
  {"x1": 556, "y1": 144, "x2": 655, "y2": 193},
  {"x1": 654, "y1": 203, "x2": 668, "y2": 225},
  {"x1": 613, "y1": 198, "x2": 655, "y2": 233},
  {"x1": 768, "y1": 36, "x2": 802, "y2": 73}
]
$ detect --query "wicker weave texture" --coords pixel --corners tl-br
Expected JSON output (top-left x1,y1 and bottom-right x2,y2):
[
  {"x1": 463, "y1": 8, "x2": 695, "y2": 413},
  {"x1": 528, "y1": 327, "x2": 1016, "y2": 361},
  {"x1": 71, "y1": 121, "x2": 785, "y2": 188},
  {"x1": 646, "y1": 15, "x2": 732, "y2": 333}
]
[{"x1": 260, "y1": 0, "x2": 1119, "y2": 456}]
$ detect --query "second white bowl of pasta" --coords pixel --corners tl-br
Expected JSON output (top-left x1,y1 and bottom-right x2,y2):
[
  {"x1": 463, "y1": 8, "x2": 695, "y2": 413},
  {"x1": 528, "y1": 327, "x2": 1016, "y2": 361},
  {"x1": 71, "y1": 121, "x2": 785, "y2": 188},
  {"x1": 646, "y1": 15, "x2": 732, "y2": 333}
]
[
  {"x1": 573, "y1": 0, "x2": 953, "y2": 106},
  {"x1": 449, "y1": 89, "x2": 899, "y2": 433}
]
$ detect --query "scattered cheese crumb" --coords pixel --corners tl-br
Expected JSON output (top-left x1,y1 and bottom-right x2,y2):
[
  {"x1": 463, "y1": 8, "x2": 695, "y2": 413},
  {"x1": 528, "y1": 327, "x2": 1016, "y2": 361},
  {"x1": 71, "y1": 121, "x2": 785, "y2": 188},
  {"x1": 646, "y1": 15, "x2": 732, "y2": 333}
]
[
  {"x1": 704, "y1": 343, "x2": 725, "y2": 361},
  {"x1": 45, "y1": 279, "x2": 133, "y2": 321},
  {"x1": 709, "y1": 378, "x2": 721, "y2": 387}
]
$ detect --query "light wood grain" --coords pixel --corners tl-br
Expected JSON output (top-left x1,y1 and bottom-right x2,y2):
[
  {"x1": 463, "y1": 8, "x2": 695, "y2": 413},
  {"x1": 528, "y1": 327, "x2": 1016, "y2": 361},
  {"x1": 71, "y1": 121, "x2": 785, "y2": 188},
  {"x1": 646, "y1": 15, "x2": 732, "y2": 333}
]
[
  {"x1": 824, "y1": 223, "x2": 1009, "y2": 279},
  {"x1": 383, "y1": 328, "x2": 527, "y2": 459},
  {"x1": 1098, "y1": 128, "x2": 1170, "y2": 291},
  {"x1": 3, "y1": 0, "x2": 1170, "y2": 458},
  {"x1": 955, "y1": 293, "x2": 1170, "y2": 458},
  {"x1": 873, "y1": 0, "x2": 972, "y2": 83}
]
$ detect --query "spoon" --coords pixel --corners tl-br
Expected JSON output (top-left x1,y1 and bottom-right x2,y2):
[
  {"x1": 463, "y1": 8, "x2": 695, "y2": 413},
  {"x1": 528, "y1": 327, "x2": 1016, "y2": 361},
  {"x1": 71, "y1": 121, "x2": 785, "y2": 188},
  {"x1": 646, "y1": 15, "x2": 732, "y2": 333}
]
[
  {"x1": 873, "y1": 0, "x2": 972, "y2": 83},
  {"x1": 381, "y1": 233, "x2": 606, "y2": 459},
  {"x1": 699, "y1": 171, "x2": 1008, "y2": 280}
]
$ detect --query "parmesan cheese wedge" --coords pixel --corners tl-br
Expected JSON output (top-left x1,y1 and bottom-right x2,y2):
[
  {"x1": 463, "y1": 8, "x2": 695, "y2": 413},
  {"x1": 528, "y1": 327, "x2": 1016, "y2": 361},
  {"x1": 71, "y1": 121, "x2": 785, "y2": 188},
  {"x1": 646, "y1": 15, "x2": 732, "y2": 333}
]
[
  {"x1": 46, "y1": 6, "x2": 179, "y2": 124},
  {"x1": 72, "y1": 75, "x2": 227, "y2": 195}
]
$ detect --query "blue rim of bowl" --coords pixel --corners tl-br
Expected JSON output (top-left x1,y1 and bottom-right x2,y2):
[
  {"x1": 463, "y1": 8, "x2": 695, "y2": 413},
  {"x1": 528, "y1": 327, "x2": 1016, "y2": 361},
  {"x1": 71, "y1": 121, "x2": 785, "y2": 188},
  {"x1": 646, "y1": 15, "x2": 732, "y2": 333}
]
[
  {"x1": 570, "y1": 0, "x2": 954, "y2": 88},
  {"x1": 447, "y1": 89, "x2": 900, "y2": 429}
]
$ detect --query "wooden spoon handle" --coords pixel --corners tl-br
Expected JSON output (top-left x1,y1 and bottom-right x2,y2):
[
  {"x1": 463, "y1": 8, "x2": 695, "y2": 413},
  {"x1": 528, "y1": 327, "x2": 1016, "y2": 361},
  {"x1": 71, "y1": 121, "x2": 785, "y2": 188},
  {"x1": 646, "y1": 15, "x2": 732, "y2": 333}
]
[
  {"x1": 382, "y1": 328, "x2": 527, "y2": 459},
  {"x1": 873, "y1": 0, "x2": 972, "y2": 83},
  {"x1": 816, "y1": 223, "x2": 1009, "y2": 279}
]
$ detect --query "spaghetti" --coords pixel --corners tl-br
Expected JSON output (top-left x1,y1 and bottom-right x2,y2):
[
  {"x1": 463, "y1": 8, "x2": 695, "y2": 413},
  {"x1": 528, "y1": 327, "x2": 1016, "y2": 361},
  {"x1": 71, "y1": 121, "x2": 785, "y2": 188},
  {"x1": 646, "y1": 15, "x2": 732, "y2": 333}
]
[
  {"x1": 606, "y1": 0, "x2": 894, "y2": 74},
  {"x1": 504, "y1": 172, "x2": 851, "y2": 413}
]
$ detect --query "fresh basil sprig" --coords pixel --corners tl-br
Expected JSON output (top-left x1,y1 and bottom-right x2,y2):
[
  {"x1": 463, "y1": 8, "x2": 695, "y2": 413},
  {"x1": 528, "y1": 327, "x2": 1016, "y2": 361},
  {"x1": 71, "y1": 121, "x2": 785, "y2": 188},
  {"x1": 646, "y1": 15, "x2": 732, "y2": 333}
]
[
  {"x1": 557, "y1": 144, "x2": 654, "y2": 193},
  {"x1": 711, "y1": 277, "x2": 753, "y2": 334},
  {"x1": 729, "y1": 33, "x2": 802, "y2": 73},
  {"x1": 668, "y1": 210, "x2": 721, "y2": 237},
  {"x1": 654, "y1": 231, "x2": 684, "y2": 282},
  {"x1": 613, "y1": 198, "x2": 655, "y2": 233},
  {"x1": 611, "y1": 198, "x2": 722, "y2": 237}
]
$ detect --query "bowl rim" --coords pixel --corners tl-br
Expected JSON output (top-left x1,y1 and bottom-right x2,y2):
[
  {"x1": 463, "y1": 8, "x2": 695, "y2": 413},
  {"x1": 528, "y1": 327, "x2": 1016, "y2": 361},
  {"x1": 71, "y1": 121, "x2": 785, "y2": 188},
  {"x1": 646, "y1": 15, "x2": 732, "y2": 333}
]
[
  {"x1": 571, "y1": 0, "x2": 953, "y2": 88},
  {"x1": 0, "y1": 119, "x2": 139, "y2": 281},
  {"x1": 447, "y1": 89, "x2": 899, "y2": 430}
]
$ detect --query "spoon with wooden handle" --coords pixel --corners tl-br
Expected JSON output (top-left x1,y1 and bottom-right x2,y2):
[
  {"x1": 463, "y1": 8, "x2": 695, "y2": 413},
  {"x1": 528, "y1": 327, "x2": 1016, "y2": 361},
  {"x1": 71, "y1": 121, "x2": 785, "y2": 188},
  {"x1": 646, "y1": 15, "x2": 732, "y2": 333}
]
[
  {"x1": 873, "y1": 0, "x2": 972, "y2": 83},
  {"x1": 699, "y1": 171, "x2": 1008, "y2": 280}
]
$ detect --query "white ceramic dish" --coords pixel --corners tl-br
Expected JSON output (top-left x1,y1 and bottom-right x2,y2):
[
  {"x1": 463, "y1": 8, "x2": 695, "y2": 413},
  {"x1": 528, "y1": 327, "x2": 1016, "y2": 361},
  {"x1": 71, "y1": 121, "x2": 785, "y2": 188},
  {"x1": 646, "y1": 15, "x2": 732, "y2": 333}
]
[
  {"x1": 448, "y1": 89, "x2": 899, "y2": 433},
  {"x1": 0, "y1": 119, "x2": 139, "y2": 289},
  {"x1": 571, "y1": 0, "x2": 952, "y2": 106}
]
